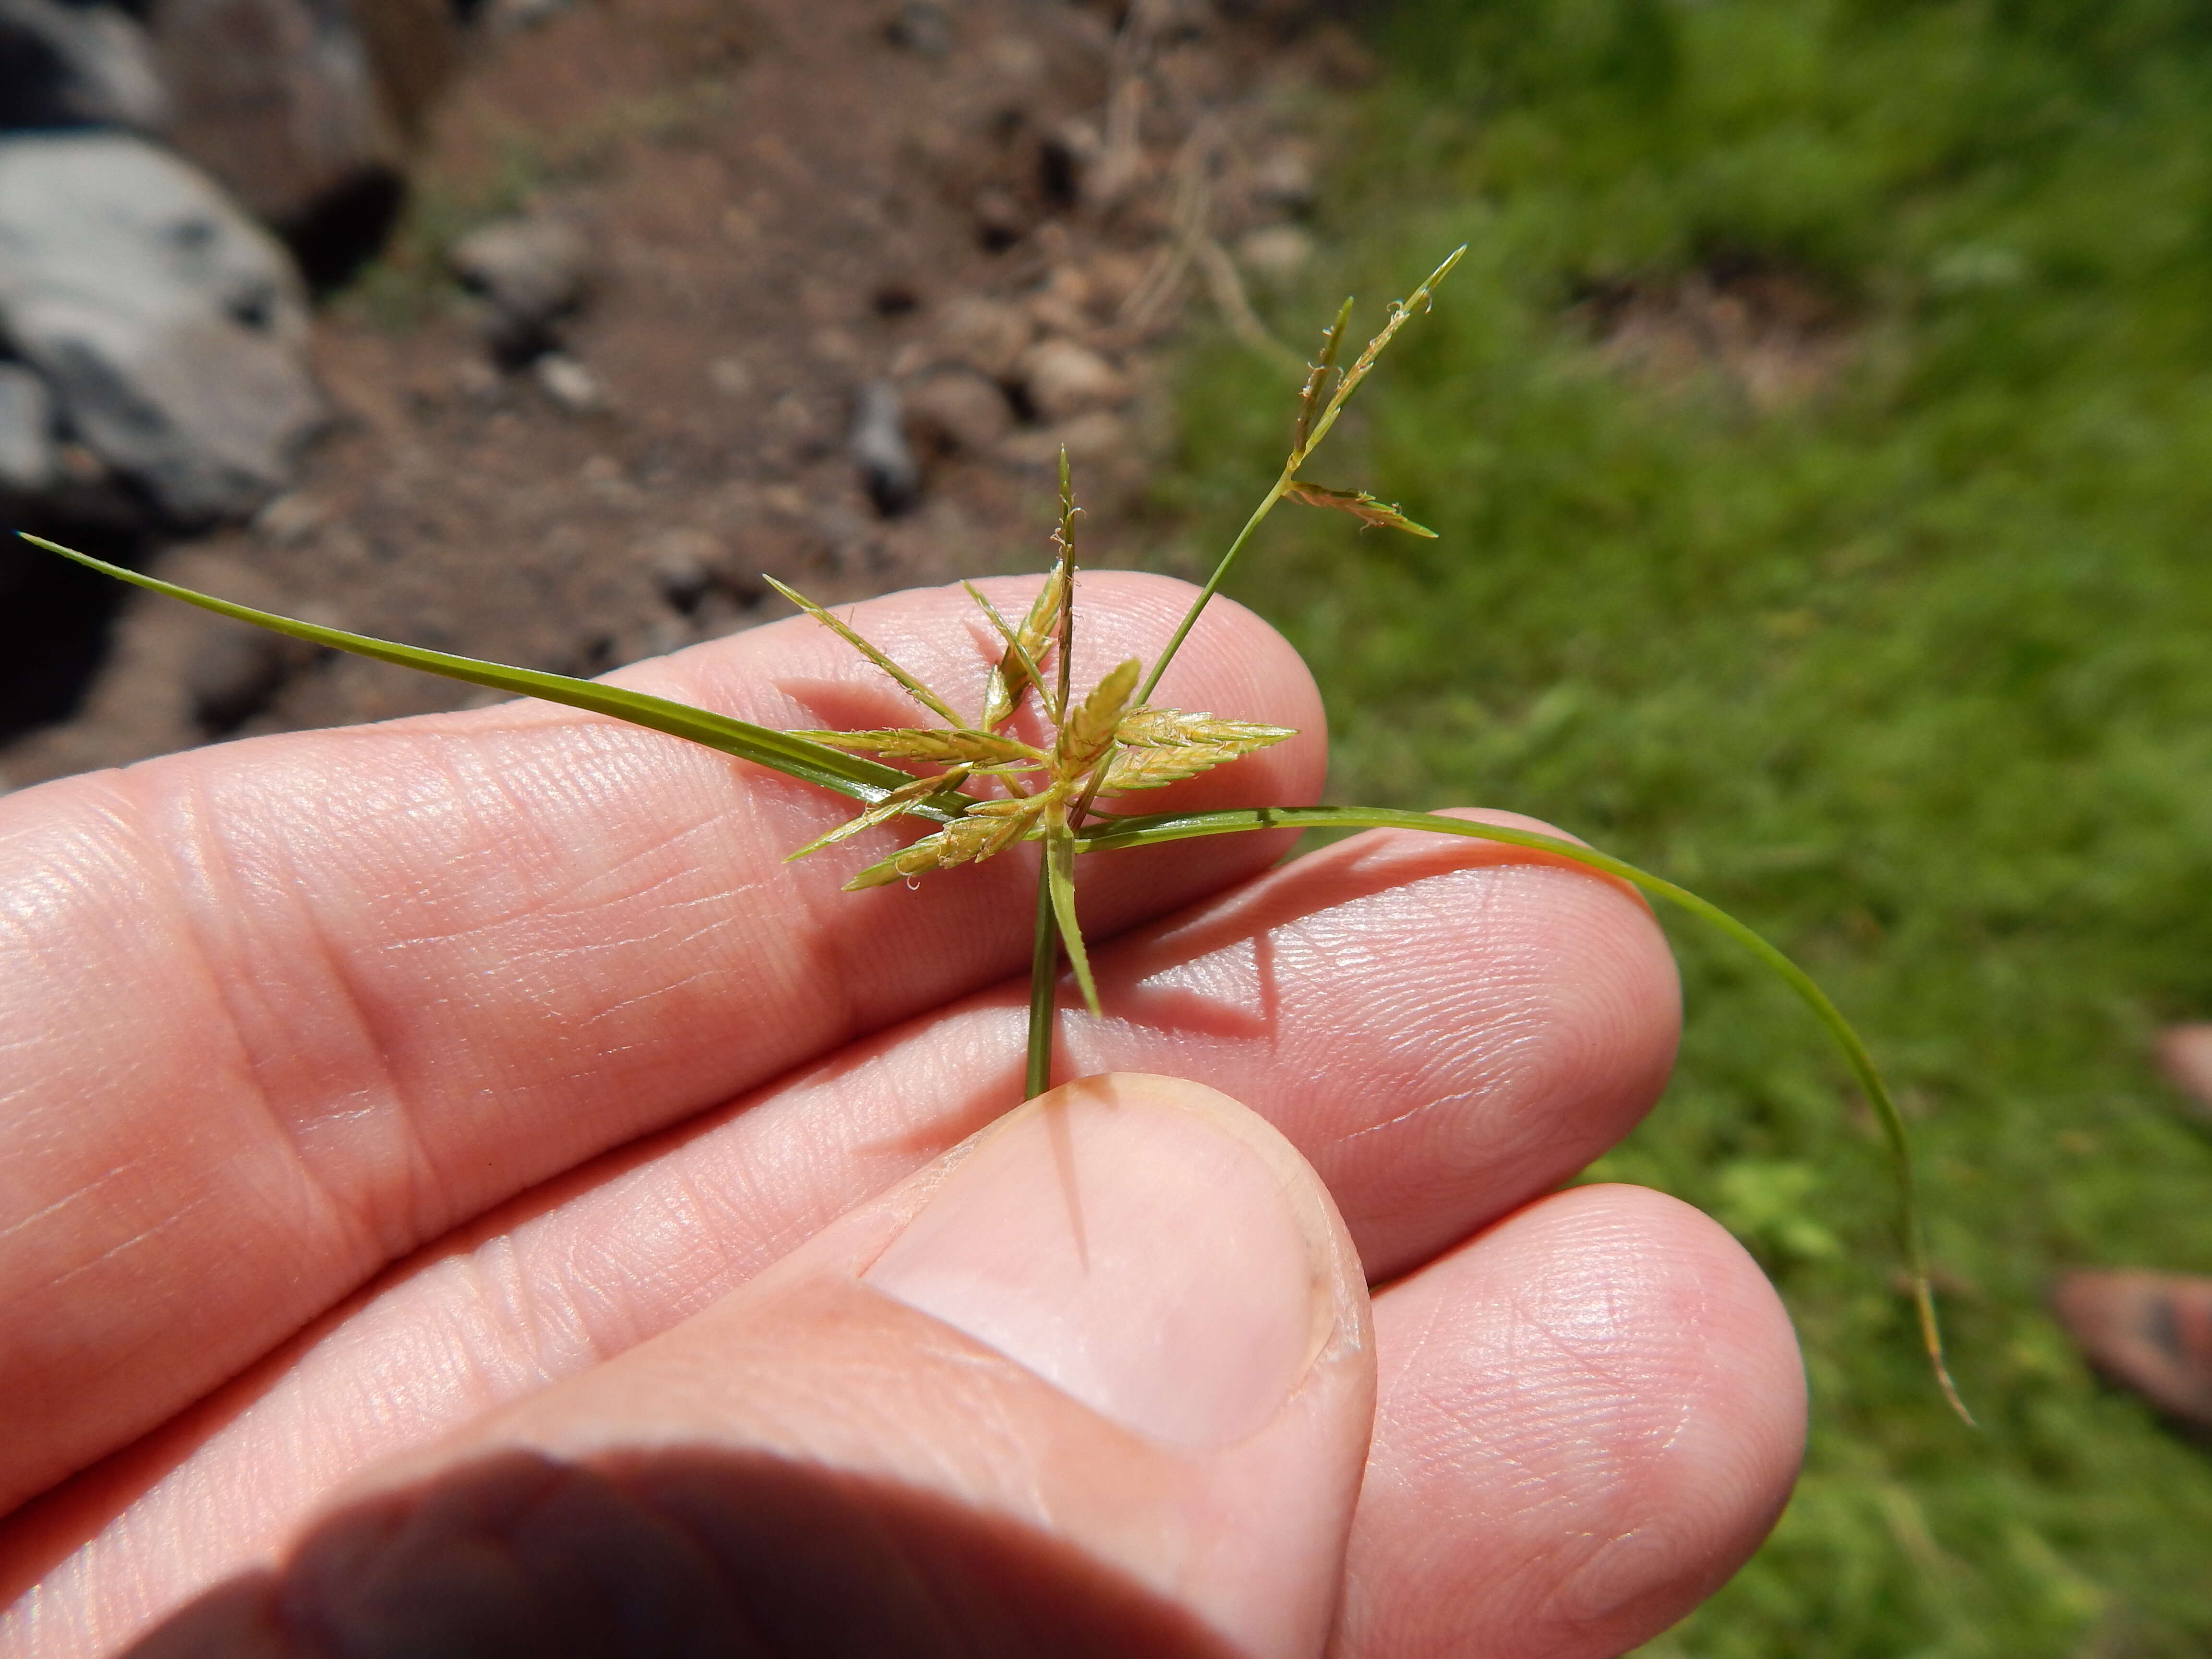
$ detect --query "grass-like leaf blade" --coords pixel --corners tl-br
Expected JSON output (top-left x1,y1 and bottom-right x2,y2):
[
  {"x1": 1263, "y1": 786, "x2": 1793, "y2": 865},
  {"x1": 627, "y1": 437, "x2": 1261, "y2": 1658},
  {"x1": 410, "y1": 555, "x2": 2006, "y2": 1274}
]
[
  {"x1": 1046, "y1": 830, "x2": 1101, "y2": 1017},
  {"x1": 20, "y1": 534, "x2": 972, "y2": 820},
  {"x1": 1074, "y1": 800, "x2": 1970, "y2": 1423}
]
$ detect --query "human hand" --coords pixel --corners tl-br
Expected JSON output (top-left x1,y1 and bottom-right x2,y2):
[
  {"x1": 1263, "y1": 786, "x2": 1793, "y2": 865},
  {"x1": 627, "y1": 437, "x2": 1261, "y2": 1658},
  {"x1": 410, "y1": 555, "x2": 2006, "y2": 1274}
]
[{"x1": 0, "y1": 573, "x2": 1803, "y2": 1658}]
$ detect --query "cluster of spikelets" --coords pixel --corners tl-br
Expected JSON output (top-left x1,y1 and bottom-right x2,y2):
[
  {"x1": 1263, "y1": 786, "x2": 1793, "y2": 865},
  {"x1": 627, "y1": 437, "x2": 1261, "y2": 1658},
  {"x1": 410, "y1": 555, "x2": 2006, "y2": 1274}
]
[
  {"x1": 777, "y1": 570, "x2": 1294, "y2": 890},
  {"x1": 762, "y1": 463, "x2": 1294, "y2": 1013}
]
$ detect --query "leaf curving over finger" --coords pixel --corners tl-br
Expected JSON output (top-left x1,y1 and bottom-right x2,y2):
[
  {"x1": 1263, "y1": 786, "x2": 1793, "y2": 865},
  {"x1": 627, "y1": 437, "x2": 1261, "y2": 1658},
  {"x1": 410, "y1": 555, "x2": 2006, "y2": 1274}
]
[{"x1": 18, "y1": 535, "x2": 974, "y2": 819}]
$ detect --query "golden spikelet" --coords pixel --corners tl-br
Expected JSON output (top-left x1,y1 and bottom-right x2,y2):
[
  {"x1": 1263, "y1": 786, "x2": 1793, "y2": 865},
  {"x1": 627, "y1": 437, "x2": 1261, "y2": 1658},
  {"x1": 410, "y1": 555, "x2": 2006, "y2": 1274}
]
[
  {"x1": 791, "y1": 728, "x2": 1045, "y2": 766},
  {"x1": 1056, "y1": 657, "x2": 1142, "y2": 775}
]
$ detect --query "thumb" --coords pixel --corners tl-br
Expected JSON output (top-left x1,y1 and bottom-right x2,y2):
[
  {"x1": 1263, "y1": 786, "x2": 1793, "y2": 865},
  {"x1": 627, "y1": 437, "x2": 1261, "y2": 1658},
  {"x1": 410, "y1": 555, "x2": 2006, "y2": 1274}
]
[{"x1": 131, "y1": 1075, "x2": 1376, "y2": 1659}]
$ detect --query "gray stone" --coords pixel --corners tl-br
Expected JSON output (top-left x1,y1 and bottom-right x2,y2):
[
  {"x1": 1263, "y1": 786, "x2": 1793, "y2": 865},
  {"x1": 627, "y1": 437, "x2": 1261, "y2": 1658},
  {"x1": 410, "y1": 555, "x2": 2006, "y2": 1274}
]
[
  {"x1": 143, "y1": 0, "x2": 453, "y2": 231},
  {"x1": 450, "y1": 217, "x2": 592, "y2": 321},
  {"x1": 486, "y1": 0, "x2": 574, "y2": 31},
  {"x1": 450, "y1": 215, "x2": 593, "y2": 360},
  {"x1": 0, "y1": 0, "x2": 169, "y2": 130},
  {"x1": 0, "y1": 132, "x2": 324, "y2": 522},
  {"x1": 886, "y1": 0, "x2": 952, "y2": 56},
  {"x1": 0, "y1": 361, "x2": 55, "y2": 493}
]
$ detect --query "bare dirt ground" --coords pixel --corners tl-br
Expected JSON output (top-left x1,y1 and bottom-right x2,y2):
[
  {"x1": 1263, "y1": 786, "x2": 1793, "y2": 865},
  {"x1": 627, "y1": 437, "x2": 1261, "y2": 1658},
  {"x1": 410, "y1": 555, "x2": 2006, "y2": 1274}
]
[{"x1": 0, "y1": 0, "x2": 1364, "y2": 787}]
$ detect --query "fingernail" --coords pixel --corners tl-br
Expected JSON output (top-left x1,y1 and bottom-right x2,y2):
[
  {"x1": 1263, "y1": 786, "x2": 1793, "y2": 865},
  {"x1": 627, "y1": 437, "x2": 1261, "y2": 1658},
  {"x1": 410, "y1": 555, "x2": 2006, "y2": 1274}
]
[{"x1": 863, "y1": 1073, "x2": 1346, "y2": 1450}]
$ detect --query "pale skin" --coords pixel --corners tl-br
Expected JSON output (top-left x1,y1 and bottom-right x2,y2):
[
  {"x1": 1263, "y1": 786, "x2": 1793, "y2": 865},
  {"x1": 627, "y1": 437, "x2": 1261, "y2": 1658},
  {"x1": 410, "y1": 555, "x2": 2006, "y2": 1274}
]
[{"x1": 0, "y1": 571, "x2": 1805, "y2": 1658}]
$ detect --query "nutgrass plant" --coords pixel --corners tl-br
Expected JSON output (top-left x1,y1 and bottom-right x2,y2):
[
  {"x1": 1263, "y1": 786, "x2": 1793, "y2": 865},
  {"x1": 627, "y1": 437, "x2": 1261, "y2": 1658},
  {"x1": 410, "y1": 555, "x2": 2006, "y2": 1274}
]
[{"x1": 22, "y1": 252, "x2": 1965, "y2": 1416}]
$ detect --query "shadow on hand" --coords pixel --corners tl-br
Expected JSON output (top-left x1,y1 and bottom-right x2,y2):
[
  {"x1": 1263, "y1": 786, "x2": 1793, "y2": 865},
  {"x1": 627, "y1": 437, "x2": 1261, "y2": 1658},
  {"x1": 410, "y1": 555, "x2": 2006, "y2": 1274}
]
[{"x1": 123, "y1": 1447, "x2": 1236, "y2": 1659}]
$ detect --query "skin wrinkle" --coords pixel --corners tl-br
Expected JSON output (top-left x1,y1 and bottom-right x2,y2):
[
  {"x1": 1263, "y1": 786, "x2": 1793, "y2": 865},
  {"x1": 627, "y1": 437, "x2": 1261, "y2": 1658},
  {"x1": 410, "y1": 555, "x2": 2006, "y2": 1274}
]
[
  {"x1": 769, "y1": 831, "x2": 871, "y2": 1060},
  {"x1": 9, "y1": 784, "x2": 362, "y2": 1298},
  {"x1": 572, "y1": 1169, "x2": 723, "y2": 1352},
  {"x1": 487, "y1": 791, "x2": 720, "y2": 922},
  {"x1": 482, "y1": 1231, "x2": 609, "y2": 1386},
  {"x1": 0, "y1": 1159, "x2": 147, "y2": 1253},
  {"x1": 156, "y1": 762, "x2": 446, "y2": 1267},
  {"x1": 8, "y1": 1200, "x2": 209, "y2": 1479},
  {"x1": 36, "y1": 1196, "x2": 220, "y2": 1305}
]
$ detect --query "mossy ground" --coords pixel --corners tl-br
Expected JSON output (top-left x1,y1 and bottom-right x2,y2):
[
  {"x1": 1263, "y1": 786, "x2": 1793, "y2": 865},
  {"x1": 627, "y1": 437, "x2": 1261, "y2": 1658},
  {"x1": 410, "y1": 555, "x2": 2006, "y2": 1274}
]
[{"x1": 1158, "y1": 0, "x2": 2212, "y2": 1650}]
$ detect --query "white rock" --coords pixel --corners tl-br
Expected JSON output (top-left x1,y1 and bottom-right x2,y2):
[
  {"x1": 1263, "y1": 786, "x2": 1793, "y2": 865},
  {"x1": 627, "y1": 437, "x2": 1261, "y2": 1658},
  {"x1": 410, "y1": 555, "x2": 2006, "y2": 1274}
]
[
  {"x1": 1017, "y1": 337, "x2": 1129, "y2": 421},
  {"x1": 0, "y1": 0, "x2": 169, "y2": 129},
  {"x1": 0, "y1": 132, "x2": 323, "y2": 521},
  {"x1": 0, "y1": 361, "x2": 55, "y2": 492},
  {"x1": 252, "y1": 487, "x2": 326, "y2": 545},
  {"x1": 533, "y1": 351, "x2": 605, "y2": 413}
]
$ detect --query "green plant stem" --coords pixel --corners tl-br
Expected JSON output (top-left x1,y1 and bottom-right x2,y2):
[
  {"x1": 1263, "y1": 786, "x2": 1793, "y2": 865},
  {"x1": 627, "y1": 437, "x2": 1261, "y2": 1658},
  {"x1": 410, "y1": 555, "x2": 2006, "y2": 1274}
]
[
  {"x1": 1024, "y1": 862, "x2": 1059, "y2": 1099},
  {"x1": 1137, "y1": 476, "x2": 1290, "y2": 704},
  {"x1": 1076, "y1": 802, "x2": 1971, "y2": 1422},
  {"x1": 1142, "y1": 249, "x2": 1464, "y2": 705}
]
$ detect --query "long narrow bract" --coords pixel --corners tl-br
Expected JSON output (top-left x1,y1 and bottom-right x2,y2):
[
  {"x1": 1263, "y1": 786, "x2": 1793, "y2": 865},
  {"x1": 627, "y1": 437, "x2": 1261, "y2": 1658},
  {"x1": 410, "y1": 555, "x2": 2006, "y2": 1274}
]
[{"x1": 20, "y1": 537, "x2": 970, "y2": 818}]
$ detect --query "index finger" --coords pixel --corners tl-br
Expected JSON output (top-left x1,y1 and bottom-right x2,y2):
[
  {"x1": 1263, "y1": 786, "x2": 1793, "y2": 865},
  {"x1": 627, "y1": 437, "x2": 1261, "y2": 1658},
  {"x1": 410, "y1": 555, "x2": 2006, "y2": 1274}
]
[{"x1": 0, "y1": 571, "x2": 1323, "y2": 1515}]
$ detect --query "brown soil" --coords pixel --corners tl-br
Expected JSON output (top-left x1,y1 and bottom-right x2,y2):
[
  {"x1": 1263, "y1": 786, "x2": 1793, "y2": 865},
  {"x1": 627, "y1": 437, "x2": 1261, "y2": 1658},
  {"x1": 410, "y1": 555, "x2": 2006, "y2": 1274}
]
[{"x1": 0, "y1": 0, "x2": 1363, "y2": 788}]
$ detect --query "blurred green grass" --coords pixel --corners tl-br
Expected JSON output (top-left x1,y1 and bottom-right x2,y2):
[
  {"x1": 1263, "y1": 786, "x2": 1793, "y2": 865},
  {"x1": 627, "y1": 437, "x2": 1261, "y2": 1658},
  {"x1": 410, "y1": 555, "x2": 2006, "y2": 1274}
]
[{"x1": 1156, "y1": 0, "x2": 2212, "y2": 1649}]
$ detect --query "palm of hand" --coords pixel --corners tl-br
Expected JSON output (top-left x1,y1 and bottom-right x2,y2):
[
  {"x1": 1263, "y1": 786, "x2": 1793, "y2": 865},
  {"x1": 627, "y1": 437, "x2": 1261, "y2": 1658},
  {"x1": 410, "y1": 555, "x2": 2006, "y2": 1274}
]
[{"x1": 0, "y1": 575, "x2": 1801, "y2": 1659}]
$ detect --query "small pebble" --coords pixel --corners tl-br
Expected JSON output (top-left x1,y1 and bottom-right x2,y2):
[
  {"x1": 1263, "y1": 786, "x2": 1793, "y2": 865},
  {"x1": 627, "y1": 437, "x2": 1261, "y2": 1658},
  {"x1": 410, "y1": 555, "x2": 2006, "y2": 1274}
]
[
  {"x1": 535, "y1": 352, "x2": 607, "y2": 413},
  {"x1": 904, "y1": 369, "x2": 1014, "y2": 452},
  {"x1": 253, "y1": 491, "x2": 327, "y2": 547},
  {"x1": 637, "y1": 527, "x2": 725, "y2": 613},
  {"x1": 998, "y1": 410, "x2": 1128, "y2": 468},
  {"x1": 972, "y1": 187, "x2": 1029, "y2": 251},
  {"x1": 1018, "y1": 337, "x2": 1130, "y2": 421},
  {"x1": 886, "y1": 0, "x2": 953, "y2": 56},
  {"x1": 935, "y1": 296, "x2": 1035, "y2": 380},
  {"x1": 450, "y1": 216, "x2": 594, "y2": 361},
  {"x1": 708, "y1": 356, "x2": 754, "y2": 398}
]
